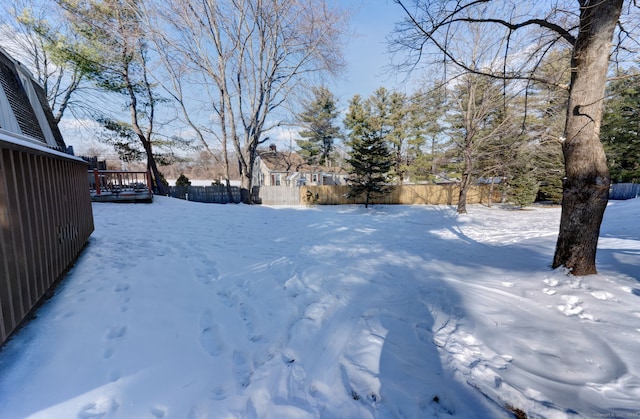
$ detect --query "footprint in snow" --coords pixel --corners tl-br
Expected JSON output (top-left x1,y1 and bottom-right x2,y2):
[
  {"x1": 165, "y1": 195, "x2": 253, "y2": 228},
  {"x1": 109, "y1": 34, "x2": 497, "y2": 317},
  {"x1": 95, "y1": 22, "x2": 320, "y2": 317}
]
[
  {"x1": 114, "y1": 283, "x2": 130, "y2": 293},
  {"x1": 232, "y1": 351, "x2": 253, "y2": 389},
  {"x1": 199, "y1": 310, "x2": 225, "y2": 356},
  {"x1": 239, "y1": 302, "x2": 262, "y2": 342},
  {"x1": 109, "y1": 370, "x2": 121, "y2": 382},
  {"x1": 414, "y1": 321, "x2": 433, "y2": 344},
  {"x1": 195, "y1": 265, "x2": 220, "y2": 285},
  {"x1": 216, "y1": 289, "x2": 237, "y2": 308},
  {"x1": 150, "y1": 406, "x2": 167, "y2": 418},
  {"x1": 78, "y1": 397, "x2": 120, "y2": 418},
  {"x1": 210, "y1": 386, "x2": 230, "y2": 400},
  {"x1": 106, "y1": 325, "x2": 127, "y2": 340},
  {"x1": 102, "y1": 347, "x2": 114, "y2": 359}
]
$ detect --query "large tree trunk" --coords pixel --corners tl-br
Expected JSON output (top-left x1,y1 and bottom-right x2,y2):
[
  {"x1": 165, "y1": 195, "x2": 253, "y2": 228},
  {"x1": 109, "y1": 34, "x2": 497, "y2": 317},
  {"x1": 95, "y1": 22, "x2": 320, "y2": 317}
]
[
  {"x1": 457, "y1": 146, "x2": 473, "y2": 214},
  {"x1": 238, "y1": 145, "x2": 257, "y2": 205},
  {"x1": 138, "y1": 136, "x2": 166, "y2": 196},
  {"x1": 552, "y1": 0, "x2": 623, "y2": 275}
]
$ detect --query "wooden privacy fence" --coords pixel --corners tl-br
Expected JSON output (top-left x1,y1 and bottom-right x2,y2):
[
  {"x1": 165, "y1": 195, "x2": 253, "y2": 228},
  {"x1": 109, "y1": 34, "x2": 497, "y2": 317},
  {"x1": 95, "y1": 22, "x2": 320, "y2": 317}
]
[
  {"x1": 299, "y1": 184, "x2": 500, "y2": 206},
  {"x1": 0, "y1": 136, "x2": 94, "y2": 346},
  {"x1": 253, "y1": 186, "x2": 301, "y2": 205}
]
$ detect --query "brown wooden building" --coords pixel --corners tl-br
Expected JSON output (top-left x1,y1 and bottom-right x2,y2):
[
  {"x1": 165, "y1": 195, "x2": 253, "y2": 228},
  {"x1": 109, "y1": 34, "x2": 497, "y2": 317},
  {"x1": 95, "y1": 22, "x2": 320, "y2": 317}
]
[{"x1": 0, "y1": 46, "x2": 94, "y2": 346}]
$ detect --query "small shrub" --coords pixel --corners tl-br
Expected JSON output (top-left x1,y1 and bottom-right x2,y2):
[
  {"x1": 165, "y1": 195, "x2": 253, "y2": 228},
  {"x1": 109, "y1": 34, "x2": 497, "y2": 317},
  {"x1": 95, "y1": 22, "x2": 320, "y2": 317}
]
[{"x1": 176, "y1": 174, "x2": 191, "y2": 187}]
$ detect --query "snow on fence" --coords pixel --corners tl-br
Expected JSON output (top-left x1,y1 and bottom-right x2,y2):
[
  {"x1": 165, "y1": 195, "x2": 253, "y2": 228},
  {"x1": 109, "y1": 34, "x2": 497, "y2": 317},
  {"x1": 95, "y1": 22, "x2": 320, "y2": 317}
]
[
  {"x1": 610, "y1": 183, "x2": 640, "y2": 200},
  {"x1": 0, "y1": 137, "x2": 94, "y2": 346}
]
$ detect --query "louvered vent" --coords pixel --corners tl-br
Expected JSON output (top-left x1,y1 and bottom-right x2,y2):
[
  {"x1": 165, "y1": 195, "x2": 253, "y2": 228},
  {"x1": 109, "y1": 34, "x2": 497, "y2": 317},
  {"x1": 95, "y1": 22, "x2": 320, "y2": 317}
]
[{"x1": 0, "y1": 52, "x2": 47, "y2": 142}]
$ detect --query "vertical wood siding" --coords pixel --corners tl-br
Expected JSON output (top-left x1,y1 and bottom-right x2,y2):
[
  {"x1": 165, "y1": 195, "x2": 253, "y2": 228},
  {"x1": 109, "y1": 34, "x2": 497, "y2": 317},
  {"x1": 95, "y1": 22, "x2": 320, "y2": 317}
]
[
  {"x1": 0, "y1": 142, "x2": 94, "y2": 345},
  {"x1": 298, "y1": 185, "x2": 501, "y2": 206}
]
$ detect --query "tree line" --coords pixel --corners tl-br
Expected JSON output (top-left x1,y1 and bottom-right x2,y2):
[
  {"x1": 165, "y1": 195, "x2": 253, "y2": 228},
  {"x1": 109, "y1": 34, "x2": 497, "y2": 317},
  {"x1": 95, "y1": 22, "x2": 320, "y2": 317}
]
[{"x1": 296, "y1": 62, "x2": 639, "y2": 212}]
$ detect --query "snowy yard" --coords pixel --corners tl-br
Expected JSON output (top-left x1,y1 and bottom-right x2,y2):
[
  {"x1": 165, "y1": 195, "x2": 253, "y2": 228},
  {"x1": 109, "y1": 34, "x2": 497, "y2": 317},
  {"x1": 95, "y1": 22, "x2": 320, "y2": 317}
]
[{"x1": 0, "y1": 196, "x2": 639, "y2": 418}]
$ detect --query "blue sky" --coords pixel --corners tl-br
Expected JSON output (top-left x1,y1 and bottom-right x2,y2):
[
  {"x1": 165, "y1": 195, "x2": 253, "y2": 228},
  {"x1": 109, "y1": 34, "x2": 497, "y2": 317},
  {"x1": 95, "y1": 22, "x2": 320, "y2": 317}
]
[
  {"x1": 53, "y1": 0, "x2": 414, "y2": 154},
  {"x1": 331, "y1": 0, "x2": 413, "y2": 102}
]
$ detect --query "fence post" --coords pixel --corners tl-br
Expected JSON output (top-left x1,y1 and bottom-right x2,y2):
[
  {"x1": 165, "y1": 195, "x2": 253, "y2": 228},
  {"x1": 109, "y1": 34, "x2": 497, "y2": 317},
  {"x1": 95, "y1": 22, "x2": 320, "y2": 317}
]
[{"x1": 93, "y1": 169, "x2": 101, "y2": 195}]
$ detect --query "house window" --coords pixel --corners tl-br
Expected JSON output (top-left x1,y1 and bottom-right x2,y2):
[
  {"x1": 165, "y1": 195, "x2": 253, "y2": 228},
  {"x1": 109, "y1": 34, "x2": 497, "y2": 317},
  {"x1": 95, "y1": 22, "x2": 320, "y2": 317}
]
[
  {"x1": 274, "y1": 173, "x2": 281, "y2": 186},
  {"x1": 312, "y1": 173, "x2": 318, "y2": 183}
]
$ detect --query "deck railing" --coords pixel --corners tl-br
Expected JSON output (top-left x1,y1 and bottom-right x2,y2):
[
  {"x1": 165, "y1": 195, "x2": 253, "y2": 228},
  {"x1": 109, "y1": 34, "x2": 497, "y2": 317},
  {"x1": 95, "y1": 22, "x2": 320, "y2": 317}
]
[
  {"x1": 90, "y1": 170, "x2": 153, "y2": 202},
  {"x1": 1, "y1": 134, "x2": 94, "y2": 346}
]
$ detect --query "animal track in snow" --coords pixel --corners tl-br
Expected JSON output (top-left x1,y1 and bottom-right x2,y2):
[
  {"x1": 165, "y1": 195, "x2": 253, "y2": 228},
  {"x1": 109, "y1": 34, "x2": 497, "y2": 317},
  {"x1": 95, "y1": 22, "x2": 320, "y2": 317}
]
[{"x1": 199, "y1": 311, "x2": 225, "y2": 357}]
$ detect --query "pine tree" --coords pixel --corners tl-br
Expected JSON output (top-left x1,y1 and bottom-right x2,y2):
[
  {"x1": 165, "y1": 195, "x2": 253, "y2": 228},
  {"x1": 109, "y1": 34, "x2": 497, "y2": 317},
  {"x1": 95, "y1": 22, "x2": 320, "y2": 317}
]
[
  {"x1": 404, "y1": 86, "x2": 447, "y2": 183},
  {"x1": 296, "y1": 86, "x2": 341, "y2": 166},
  {"x1": 527, "y1": 49, "x2": 570, "y2": 204},
  {"x1": 601, "y1": 69, "x2": 640, "y2": 183},
  {"x1": 344, "y1": 95, "x2": 393, "y2": 208},
  {"x1": 508, "y1": 161, "x2": 538, "y2": 208}
]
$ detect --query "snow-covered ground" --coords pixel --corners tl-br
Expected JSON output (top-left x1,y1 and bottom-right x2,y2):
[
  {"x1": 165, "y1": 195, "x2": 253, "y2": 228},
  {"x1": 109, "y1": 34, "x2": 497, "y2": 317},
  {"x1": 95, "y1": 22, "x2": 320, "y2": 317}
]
[{"x1": 0, "y1": 197, "x2": 639, "y2": 418}]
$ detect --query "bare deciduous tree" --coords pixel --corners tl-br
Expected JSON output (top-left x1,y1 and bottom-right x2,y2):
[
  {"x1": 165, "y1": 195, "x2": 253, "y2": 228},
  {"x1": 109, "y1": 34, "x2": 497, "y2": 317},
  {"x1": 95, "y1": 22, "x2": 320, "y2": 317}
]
[
  {"x1": 447, "y1": 72, "x2": 511, "y2": 213},
  {"x1": 51, "y1": 0, "x2": 169, "y2": 194},
  {"x1": 391, "y1": 0, "x2": 636, "y2": 275},
  {"x1": 1, "y1": 0, "x2": 85, "y2": 123},
  {"x1": 149, "y1": 0, "x2": 348, "y2": 203}
]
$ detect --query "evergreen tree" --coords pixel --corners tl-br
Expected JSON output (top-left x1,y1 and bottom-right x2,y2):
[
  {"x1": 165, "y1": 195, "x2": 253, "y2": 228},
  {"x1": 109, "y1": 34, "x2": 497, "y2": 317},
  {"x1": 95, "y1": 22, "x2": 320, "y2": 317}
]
[
  {"x1": 344, "y1": 95, "x2": 393, "y2": 208},
  {"x1": 405, "y1": 86, "x2": 447, "y2": 182},
  {"x1": 296, "y1": 86, "x2": 341, "y2": 166},
  {"x1": 601, "y1": 69, "x2": 640, "y2": 183},
  {"x1": 527, "y1": 49, "x2": 570, "y2": 204},
  {"x1": 383, "y1": 90, "x2": 412, "y2": 183},
  {"x1": 175, "y1": 174, "x2": 191, "y2": 187},
  {"x1": 508, "y1": 160, "x2": 538, "y2": 207}
]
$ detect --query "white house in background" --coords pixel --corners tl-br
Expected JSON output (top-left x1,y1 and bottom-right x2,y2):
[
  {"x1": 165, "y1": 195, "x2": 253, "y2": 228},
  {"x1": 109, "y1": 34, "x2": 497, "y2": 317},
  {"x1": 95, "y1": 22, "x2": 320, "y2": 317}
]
[{"x1": 253, "y1": 145, "x2": 348, "y2": 187}]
